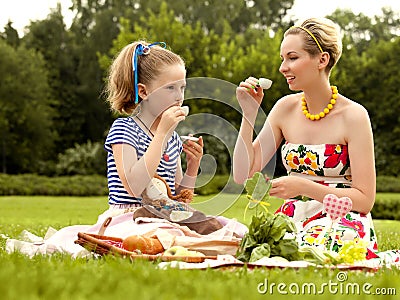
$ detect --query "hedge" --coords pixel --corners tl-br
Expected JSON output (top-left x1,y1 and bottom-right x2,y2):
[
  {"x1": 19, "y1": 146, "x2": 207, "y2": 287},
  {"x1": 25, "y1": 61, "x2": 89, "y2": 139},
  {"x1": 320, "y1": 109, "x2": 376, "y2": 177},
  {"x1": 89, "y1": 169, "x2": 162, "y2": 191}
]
[
  {"x1": 0, "y1": 174, "x2": 108, "y2": 196},
  {"x1": 0, "y1": 173, "x2": 399, "y2": 195},
  {"x1": 371, "y1": 194, "x2": 400, "y2": 220},
  {"x1": 0, "y1": 174, "x2": 399, "y2": 219}
]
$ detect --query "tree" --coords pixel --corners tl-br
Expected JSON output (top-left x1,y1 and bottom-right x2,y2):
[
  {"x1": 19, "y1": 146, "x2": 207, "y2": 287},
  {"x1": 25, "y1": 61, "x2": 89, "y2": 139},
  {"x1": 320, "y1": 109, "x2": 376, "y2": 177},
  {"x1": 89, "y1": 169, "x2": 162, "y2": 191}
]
[
  {"x1": 330, "y1": 8, "x2": 400, "y2": 54},
  {"x1": 24, "y1": 4, "x2": 114, "y2": 155},
  {"x1": 0, "y1": 40, "x2": 54, "y2": 173},
  {"x1": 23, "y1": 4, "x2": 84, "y2": 155},
  {"x1": 361, "y1": 37, "x2": 400, "y2": 176},
  {"x1": 329, "y1": 8, "x2": 400, "y2": 176},
  {"x1": 1, "y1": 21, "x2": 20, "y2": 48}
]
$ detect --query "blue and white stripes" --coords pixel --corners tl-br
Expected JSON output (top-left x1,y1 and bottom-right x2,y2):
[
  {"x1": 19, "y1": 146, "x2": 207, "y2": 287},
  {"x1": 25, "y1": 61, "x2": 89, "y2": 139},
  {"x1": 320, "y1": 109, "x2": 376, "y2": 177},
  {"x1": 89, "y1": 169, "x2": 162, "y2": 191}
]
[{"x1": 104, "y1": 117, "x2": 182, "y2": 205}]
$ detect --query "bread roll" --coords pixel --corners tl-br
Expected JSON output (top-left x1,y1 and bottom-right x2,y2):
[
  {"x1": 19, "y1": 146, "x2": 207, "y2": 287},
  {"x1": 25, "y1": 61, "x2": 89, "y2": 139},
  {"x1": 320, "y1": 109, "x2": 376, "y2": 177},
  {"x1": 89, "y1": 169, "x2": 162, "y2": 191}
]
[{"x1": 122, "y1": 235, "x2": 164, "y2": 254}]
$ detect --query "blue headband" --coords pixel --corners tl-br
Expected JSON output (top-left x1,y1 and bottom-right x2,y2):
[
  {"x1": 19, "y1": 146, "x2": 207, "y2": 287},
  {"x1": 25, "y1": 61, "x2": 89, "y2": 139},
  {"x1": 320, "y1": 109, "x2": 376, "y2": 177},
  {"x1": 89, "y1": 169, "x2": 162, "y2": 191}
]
[{"x1": 132, "y1": 42, "x2": 167, "y2": 104}]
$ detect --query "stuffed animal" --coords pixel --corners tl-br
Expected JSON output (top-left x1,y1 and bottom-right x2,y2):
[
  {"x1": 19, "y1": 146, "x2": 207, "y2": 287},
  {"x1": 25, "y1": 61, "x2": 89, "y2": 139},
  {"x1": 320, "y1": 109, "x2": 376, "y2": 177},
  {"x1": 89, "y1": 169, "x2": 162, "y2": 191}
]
[
  {"x1": 135, "y1": 174, "x2": 223, "y2": 235},
  {"x1": 141, "y1": 174, "x2": 193, "y2": 211}
]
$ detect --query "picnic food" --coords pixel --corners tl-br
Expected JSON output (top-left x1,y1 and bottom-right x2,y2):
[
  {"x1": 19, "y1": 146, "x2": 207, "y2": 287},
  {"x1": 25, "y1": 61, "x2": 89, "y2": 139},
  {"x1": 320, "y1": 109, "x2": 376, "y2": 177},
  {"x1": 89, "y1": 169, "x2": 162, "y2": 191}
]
[
  {"x1": 122, "y1": 235, "x2": 164, "y2": 254},
  {"x1": 163, "y1": 246, "x2": 205, "y2": 257},
  {"x1": 236, "y1": 212, "x2": 300, "y2": 262},
  {"x1": 237, "y1": 172, "x2": 301, "y2": 262}
]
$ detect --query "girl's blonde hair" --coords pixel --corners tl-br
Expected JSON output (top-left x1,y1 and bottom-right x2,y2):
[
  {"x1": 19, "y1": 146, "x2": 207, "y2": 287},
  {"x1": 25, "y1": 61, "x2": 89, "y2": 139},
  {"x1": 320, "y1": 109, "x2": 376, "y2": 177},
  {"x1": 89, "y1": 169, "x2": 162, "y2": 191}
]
[
  {"x1": 105, "y1": 41, "x2": 185, "y2": 115},
  {"x1": 285, "y1": 18, "x2": 342, "y2": 73}
]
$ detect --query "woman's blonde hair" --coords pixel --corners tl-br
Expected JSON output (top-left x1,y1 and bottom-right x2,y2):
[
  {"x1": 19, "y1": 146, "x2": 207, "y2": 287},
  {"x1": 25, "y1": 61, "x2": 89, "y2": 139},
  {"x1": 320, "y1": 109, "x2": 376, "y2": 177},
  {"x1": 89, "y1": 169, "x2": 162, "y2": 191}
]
[
  {"x1": 105, "y1": 41, "x2": 185, "y2": 115},
  {"x1": 285, "y1": 18, "x2": 342, "y2": 73}
]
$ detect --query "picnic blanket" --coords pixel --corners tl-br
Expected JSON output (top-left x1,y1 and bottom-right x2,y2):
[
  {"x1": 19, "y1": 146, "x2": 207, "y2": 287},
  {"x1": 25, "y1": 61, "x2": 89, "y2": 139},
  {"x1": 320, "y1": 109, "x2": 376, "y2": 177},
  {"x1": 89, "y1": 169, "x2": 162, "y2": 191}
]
[
  {"x1": 4, "y1": 211, "x2": 246, "y2": 259},
  {"x1": 4, "y1": 208, "x2": 400, "y2": 270}
]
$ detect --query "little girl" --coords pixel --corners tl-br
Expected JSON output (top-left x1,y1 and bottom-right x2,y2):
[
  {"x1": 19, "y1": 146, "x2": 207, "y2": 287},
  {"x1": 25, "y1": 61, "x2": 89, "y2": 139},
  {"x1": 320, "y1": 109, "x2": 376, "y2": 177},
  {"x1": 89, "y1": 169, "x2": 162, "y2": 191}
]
[{"x1": 103, "y1": 41, "x2": 203, "y2": 216}]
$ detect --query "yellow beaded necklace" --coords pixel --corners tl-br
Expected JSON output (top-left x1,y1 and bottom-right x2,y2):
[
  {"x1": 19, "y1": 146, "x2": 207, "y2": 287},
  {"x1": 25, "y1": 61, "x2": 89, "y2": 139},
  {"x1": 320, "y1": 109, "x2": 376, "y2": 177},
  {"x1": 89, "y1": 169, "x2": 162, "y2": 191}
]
[{"x1": 301, "y1": 86, "x2": 338, "y2": 121}]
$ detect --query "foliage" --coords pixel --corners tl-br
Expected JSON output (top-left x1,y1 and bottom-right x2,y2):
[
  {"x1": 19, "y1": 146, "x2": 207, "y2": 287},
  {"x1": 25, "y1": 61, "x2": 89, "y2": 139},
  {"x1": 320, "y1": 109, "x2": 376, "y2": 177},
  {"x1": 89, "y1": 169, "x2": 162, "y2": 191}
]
[
  {"x1": 23, "y1": 5, "x2": 86, "y2": 155},
  {"x1": 0, "y1": 39, "x2": 55, "y2": 174},
  {"x1": 0, "y1": 21, "x2": 19, "y2": 47},
  {"x1": 194, "y1": 174, "x2": 242, "y2": 195},
  {"x1": 193, "y1": 176, "x2": 226, "y2": 195},
  {"x1": 361, "y1": 38, "x2": 400, "y2": 176},
  {"x1": 71, "y1": 0, "x2": 294, "y2": 35},
  {"x1": 0, "y1": 174, "x2": 108, "y2": 196},
  {"x1": 372, "y1": 193, "x2": 400, "y2": 220},
  {"x1": 376, "y1": 176, "x2": 400, "y2": 193},
  {"x1": 55, "y1": 140, "x2": 107, "y2": 175},
  {"x1": 0, "y1": 3, "x2": 400, "y2": 177}
]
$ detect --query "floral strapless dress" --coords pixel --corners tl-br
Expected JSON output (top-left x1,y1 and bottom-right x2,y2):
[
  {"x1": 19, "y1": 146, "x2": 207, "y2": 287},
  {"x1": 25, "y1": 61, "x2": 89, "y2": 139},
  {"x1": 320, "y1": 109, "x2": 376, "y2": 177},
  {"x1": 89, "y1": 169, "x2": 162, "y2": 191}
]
[{"x1": 275, "y1": 142, "x2": 400, "y2": 263}]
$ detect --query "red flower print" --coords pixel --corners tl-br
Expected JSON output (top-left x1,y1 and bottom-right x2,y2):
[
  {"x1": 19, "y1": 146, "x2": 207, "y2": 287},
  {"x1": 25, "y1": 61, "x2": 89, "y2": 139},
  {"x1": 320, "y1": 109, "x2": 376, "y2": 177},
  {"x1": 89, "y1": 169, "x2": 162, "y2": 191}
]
[
  {"x1": 324, "y1": 144, "x2": 348, "y2": 168},
  {"x1": 275, "y1": 201, "x2": 295, "y2": 217},
  {"x1": 315, "y1": 181, "x2": 329, "y2": 186},
  {"x1": 366, "y1": 249, "x2": 379, "y2": 260},
  {"x1": 372, "y1": 241, "x2": 378, "y2": 251},
  {"x1": 303, "y1": 211, "x2": 326, "y2": 227},
  {"x1": 340, "y1": 218, "x2": 365, "y2": 238},
  {"x1": 293, "y1": 156, "x2": 300, "y2": 165}
]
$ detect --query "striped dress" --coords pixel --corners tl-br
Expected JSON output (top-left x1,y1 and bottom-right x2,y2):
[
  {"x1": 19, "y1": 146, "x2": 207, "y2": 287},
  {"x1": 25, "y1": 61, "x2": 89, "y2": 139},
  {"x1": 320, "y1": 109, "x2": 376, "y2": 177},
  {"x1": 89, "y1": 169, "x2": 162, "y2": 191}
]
[{"x1": 104, "y1": 117, "x2": 183, "y2": 205}]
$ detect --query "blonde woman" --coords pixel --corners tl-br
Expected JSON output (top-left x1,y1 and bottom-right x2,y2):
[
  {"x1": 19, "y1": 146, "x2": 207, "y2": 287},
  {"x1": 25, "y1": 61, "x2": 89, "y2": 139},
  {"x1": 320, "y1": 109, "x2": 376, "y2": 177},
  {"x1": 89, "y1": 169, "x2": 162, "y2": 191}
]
[{"x1": 233, "y1": 18, "x2": 383, "y2": 257}]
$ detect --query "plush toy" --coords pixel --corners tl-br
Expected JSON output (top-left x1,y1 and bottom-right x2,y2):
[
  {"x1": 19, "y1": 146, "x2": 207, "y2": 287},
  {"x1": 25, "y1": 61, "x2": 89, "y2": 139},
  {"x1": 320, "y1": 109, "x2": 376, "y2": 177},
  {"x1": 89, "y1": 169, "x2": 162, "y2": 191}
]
[
  {"x1": 135, "y1": 174, "x2": 223, "y2": 235},
  {"x1": 141, "y1": 174, "x2": 193, "y2": 211}
]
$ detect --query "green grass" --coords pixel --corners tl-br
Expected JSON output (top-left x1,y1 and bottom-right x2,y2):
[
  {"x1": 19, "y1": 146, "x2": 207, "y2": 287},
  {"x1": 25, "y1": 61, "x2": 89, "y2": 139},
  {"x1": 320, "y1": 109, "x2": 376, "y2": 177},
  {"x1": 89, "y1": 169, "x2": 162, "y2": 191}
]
[{"x1": 1, "y1": 195, "x2": 400, "y2": 300}]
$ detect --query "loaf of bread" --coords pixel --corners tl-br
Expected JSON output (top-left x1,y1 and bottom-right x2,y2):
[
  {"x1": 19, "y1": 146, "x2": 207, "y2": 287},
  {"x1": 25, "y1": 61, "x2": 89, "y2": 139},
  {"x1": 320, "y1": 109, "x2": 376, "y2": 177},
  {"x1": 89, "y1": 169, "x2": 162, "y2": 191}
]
[{"x1": 122, "y1": 235, "x2": 164, "y2": 254}]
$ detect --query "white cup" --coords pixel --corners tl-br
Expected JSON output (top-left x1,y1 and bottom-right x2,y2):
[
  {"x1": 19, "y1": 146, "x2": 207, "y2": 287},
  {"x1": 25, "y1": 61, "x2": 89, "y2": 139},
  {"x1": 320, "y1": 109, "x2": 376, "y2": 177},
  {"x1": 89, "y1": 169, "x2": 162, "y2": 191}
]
[{"x1": 259, "y1": 78, "x2": 273, "y2": 90}]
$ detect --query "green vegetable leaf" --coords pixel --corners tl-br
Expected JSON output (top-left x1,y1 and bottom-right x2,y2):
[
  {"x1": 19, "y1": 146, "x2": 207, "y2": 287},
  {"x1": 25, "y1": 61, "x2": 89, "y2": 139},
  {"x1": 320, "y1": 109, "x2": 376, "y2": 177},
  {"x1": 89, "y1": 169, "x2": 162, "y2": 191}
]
[
  {"x1": 243, "y1": 172, "x2": 272, "y2": 220},
  {"x1": 244, "y1": 172, "x2": 271, "y2": 203},
  {"x1": 236, "y1": 211, "x2": 301, "y2": 262},
  {"x1": 269, "y1": 213, "x2": 289, "y2": 241},
  {"x1": 271, "y1": 239, "x2": 300, "y2": 259},
  {"x1": 237, "y1": 174, "x2": 302, "y2": 263},
  {"x1": 250, "y1": 243, "x2": 271, "y2": 262}
]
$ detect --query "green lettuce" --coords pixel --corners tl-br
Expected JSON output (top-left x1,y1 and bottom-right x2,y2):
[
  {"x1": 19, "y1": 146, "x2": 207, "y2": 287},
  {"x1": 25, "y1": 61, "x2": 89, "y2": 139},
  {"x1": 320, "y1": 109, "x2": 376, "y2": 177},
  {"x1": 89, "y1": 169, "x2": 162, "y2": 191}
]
[
  {"x1": 236, "y1": 211, "x2": 301, "y2": 262},
  {"x1": 237, "y1": 172, "x2": 302, "y2": 262},
  {"x1": 243, "y1": 172, "x2": 272, "y2": 219}
]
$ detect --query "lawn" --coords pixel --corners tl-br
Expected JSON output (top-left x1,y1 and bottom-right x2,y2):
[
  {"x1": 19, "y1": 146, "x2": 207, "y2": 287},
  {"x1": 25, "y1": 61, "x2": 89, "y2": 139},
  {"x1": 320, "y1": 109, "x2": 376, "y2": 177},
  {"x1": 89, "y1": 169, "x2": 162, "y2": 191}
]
[{"x1": 1, "y1": 194, "x2": 399, "y2": 300}]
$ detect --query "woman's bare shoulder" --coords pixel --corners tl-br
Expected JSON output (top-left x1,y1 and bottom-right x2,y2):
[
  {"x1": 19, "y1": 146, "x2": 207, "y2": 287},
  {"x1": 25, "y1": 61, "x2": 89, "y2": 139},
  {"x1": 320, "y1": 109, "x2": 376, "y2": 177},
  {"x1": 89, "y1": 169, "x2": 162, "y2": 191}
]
[
  {"x1": 340, "y1": 96, "x2": 370, "y2": 122},
  {"x1": 273, "y1": 93, "x2": 301, "y2": 111}
]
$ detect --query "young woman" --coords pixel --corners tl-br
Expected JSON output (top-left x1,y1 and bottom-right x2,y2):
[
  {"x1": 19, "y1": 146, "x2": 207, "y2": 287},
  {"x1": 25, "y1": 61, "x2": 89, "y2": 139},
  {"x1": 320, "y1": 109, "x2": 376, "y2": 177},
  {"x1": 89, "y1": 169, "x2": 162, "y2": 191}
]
[{"x1": 233, "y1": 18, "x2": 379, "y2": 255}]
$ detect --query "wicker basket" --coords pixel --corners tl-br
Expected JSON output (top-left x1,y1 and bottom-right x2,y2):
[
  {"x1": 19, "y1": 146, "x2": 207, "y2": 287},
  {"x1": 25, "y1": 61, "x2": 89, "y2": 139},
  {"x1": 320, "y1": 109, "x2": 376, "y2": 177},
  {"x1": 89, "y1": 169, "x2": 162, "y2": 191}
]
[
  {"x1": 75, "y1": 232, "x2": 130, "y2": 256},
  {"x1": 75, "y1": 232, "x2": 215, "y2": 263}
]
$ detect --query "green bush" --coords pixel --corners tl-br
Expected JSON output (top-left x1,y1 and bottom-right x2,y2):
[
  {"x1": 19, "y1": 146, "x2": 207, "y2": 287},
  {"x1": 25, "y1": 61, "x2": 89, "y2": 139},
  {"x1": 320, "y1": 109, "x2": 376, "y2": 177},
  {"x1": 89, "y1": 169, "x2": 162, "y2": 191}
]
[
  {"x1": 0, "y1": 174, "x2": 108, "y2": 196},
  {"x1": 0, "y1": 173, "x2": 398, "y2": 220},
  {"x1": 194, "y1": 174, "x2": 244, "y2": 195},
  {"x1": 376, "y1": 176, "x2": 400, "y2": 193},
  {"x1": 194, "y1": 174, "x2": 400, "y2": 194},
  {"x1": 55, "y1": 140, "x2": 107, "y2": 175},
  {"x1": 372, "y1": 194, "x2": 400, "y2": 220}
]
